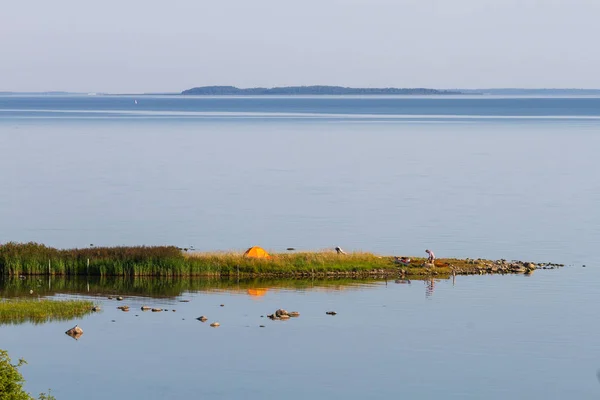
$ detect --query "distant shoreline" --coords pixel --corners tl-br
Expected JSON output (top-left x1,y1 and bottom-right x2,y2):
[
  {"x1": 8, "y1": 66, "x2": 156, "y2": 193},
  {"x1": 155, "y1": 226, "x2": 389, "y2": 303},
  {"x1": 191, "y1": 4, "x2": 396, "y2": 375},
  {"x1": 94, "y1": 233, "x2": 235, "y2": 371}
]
[
  {"x1": 180, "y1": 85, "x2": 462, "y2": 96},
  {"x1": 3, "y1": 88, "x2": 600, "y2": 96}
]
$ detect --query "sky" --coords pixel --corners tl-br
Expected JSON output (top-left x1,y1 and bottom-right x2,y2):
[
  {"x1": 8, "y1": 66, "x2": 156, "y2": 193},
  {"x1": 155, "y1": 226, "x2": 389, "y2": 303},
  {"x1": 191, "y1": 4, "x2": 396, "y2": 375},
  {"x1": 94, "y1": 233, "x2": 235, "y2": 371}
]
[{"x1": 1, "y1": 0, "x2": 600, "y2": 93}]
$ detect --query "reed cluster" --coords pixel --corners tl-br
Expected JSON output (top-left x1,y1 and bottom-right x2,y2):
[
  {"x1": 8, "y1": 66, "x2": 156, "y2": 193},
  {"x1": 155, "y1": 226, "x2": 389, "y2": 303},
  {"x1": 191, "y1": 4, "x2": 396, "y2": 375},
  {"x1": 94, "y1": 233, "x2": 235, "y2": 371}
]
[{"x1": 0, "y1": 242, "x2": 186, "y2": 276}]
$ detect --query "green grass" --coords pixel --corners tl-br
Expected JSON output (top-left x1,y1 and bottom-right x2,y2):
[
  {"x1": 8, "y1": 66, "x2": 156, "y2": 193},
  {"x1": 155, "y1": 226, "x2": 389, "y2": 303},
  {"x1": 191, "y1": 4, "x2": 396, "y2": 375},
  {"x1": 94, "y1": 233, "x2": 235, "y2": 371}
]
[
  {"x1": 0, "y1": 299, "x2": 94, "y2": 325},
  {"x1": 183, "y1": 251, "x2": 396, "y2": 275}
]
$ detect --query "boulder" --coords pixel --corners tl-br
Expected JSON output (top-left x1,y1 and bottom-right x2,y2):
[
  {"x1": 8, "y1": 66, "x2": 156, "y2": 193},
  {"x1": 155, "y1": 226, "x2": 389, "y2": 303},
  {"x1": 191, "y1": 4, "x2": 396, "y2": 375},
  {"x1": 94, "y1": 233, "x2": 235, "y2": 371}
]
[
  {"x1": 65, "y1": 325, "x2": 83, "y2": 339},
  {"x1": 289, "y1": 311, "x2": 300, "y2": 317},
  {"x1": 275, "y1": 309, "x2": 289, "y2": 317},
  {"x1": 197, "y1": 316, "x2": 208, "y2": 322},
  {"x1": 141, "y1": 306, "x2": 152, "y2": 311},
  {"x1": 210, "y1": 322, "x2": 220, "y2": 327}
]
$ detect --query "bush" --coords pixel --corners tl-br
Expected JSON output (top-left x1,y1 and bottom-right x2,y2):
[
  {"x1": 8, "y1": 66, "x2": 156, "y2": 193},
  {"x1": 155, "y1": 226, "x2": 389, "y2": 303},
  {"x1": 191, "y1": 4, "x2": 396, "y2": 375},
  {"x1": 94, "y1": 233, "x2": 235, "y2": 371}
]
[
  {"x1": 0, "y1": 349, "x2": 55, "y2": 400},
  {"x1": 0, "y1": 349, "x2": 30, "y2": 400}
]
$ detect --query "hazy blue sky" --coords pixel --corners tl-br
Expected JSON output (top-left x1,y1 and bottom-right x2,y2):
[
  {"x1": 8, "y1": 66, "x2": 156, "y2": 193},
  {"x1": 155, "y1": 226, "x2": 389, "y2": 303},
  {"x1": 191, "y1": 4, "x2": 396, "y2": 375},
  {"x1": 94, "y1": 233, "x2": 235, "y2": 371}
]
[{"x1": 2, "y1": 0, "x2": 599, "y2": 92}]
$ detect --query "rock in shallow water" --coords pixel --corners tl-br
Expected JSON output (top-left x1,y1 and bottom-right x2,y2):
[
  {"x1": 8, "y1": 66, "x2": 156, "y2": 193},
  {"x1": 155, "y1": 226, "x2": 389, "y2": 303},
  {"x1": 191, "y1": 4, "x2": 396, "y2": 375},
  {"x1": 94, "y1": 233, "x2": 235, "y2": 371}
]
[
  {"x1": 275, "y1": 309, "x2": 289, "y2": 317},
  {"x1": 65, "y1": 325, "x2": 84, "y2": 340}
]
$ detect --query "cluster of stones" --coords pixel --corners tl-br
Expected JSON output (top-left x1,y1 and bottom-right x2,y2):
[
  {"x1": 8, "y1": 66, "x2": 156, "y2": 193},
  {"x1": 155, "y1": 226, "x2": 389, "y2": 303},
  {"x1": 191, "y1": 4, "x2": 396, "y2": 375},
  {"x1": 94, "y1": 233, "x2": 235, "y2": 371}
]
[
  {"x1": 195, "y1": 315, "x2": 219, "y2": 327},
  {"x1": 140, "y1": 306, "x2": 165, "y2": 312},
  {"x1": 452, "y1": 259, "x2": 565, "y2": 275},
  {"x1": 267, "y1": 309, "x2": 300, "y2": 320}
]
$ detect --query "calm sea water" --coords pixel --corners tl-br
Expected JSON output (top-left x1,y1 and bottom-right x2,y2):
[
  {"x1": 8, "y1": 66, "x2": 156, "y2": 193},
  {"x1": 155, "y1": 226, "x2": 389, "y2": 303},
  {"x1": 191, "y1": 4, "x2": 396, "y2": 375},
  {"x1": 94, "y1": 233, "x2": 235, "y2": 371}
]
[{"x1": 1, "y1": 95, "x2": 599, "y2": 399}]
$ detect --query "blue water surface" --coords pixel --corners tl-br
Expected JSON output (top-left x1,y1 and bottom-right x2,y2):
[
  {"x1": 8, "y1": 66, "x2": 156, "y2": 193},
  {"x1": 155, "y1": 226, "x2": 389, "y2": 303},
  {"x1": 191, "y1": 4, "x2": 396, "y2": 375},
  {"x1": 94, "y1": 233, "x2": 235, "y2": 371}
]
[{"x1": 1, "y1": 95, "x2": 599, "y2": 399}]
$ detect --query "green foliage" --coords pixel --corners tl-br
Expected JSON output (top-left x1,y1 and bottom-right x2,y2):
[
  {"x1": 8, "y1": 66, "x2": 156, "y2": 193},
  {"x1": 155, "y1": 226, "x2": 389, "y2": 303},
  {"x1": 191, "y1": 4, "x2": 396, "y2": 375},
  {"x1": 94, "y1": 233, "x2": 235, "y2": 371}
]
[
  {"x1": 36, "y1": 390, "x2": 55, "y2": 400},
  {"x1": 0, "y1": 350, "x2": 31, "y2": 400},
  {"x1": 0, "y1": 350, "x2": 56, "y2": 400},
  {"x1": 0, "y1": 349, "x2": 31, "y2": 400}
]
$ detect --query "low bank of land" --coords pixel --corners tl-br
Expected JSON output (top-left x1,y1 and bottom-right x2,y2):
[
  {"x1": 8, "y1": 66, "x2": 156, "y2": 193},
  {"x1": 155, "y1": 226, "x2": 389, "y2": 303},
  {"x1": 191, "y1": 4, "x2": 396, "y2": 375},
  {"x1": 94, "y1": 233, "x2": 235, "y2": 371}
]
[
  {"x1": 0, "y1": 243, "x2": 563, "y2": 278},
  {"x1": 0, "y1": 299, "x2": 94, "y2": 325}
]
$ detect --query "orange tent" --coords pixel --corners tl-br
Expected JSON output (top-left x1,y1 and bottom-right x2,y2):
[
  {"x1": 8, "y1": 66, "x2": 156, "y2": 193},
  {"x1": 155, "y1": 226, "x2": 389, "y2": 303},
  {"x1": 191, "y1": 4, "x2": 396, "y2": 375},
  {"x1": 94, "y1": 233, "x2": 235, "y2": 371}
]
[
  {"x1": 243, "y1": 246, "x2": 270, "y2": 259},
  {"x1": 247, "y1": 288, "x2": 268, "y2": 297}
]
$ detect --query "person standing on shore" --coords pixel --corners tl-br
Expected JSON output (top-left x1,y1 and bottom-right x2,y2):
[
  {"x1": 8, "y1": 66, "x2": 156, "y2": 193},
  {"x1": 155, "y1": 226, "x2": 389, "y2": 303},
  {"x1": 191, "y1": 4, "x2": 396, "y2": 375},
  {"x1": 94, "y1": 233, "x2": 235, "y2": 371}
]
[{"x1": 425, "y1": 249, "x2": 435, "y2": 264}]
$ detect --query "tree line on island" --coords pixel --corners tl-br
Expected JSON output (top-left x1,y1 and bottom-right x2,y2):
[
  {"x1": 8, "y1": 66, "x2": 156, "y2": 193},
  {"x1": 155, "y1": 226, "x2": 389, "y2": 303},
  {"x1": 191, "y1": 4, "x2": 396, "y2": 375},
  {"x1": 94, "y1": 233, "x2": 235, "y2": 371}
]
[{"x1": 181, "y1": 85, "x2": 462, "y2": 95}]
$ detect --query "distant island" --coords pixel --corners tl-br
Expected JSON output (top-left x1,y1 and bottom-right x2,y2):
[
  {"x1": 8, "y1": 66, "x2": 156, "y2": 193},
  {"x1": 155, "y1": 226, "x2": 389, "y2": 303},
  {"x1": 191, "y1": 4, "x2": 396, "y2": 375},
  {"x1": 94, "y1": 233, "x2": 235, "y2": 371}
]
[{"x1": 181, "y1": 85, "x2": 462, "y2": 96}]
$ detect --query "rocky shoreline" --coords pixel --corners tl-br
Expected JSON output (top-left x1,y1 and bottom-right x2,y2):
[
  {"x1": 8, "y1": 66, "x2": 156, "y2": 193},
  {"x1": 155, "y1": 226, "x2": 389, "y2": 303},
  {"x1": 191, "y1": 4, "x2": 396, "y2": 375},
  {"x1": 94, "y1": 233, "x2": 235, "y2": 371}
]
[
  {"x1": 443, "y1": 259, "x2": 564, "y2": 275},
  {"x1": 204, "y1": 258, "x2": 565, "y2": 278}
]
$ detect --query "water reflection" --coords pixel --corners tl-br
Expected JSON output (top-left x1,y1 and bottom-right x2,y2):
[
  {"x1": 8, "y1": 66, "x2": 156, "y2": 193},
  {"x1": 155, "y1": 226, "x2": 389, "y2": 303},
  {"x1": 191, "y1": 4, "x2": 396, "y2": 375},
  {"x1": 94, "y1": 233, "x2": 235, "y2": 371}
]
[
  {"x1": 425, "y1": 277, "x2": 436, "y2": 298},
  {"x1": 246, "y1": 288, "x2": 267, "y2": 297},
  {"x1": 395, "y1": 276, "x2": 443, "y2": 298},
  {"x1": 0, "y1": 275, "x2": 448, "y2": 299}
]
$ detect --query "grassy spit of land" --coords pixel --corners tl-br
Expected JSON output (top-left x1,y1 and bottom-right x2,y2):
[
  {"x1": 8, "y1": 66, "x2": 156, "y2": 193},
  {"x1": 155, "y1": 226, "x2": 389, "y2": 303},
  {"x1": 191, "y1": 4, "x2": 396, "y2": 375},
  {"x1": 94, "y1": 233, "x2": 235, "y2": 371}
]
[
  {"x1": 0, "y1": 299, "x2": 95, "y2": 325},
  {"x1": 0, "y1": 242, "x2": 563, "y2": 278}
]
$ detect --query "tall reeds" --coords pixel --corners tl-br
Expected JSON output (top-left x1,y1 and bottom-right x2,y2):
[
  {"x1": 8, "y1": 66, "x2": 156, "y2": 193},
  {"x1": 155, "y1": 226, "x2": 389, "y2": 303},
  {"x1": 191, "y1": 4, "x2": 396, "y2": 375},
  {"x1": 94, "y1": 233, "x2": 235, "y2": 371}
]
[
  {"x1": 0, "y1": 242, "x2": 401, "y2": 277},
  {"x1": 0, "y1": 242, "x2": 187, "y2": 276}
]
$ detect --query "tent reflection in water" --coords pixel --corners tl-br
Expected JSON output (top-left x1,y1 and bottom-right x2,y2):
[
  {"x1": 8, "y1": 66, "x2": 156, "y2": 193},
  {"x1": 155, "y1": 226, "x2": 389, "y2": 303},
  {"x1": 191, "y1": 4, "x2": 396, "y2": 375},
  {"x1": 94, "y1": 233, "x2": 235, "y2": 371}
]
[
  {"x1": 243, "y1": 246, "x2": 271, "y2": 259},
  {"x1": 247, "y1": 288, "x2": 268, "y2": 297}
]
